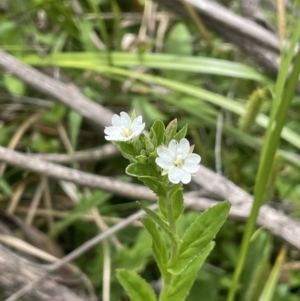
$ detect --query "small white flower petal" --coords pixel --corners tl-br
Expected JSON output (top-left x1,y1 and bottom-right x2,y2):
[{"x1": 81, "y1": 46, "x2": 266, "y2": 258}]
[
  {"x1": 178, "y1": 138, "x2": 190, "y2": 157},
  {"x1": 168, "y1": 167, "x2": 191, "y2": 184},
  {"x1": 185, "y1": 153, "x2": 201, "y2": 165},
  {"x1": 157, "y1": 146, "x2": 173, "y2": 159},
  {"x1": 111, "y1": 114, "x2": 123, "y2": 127},
  {"x1": 131, "y1": 122, "x2": 145, "y2": 135},
  {"x1": 168, "y1": 140, "x2": 178, "y2": 155},
  {"x1": 105, "y1": 134, "x2": 128, "y2": 141},
  {"x1": 180, "y1": 170, "x2": 192, "y2": 184},
  {"x1": 135, "y1": 115, "x2": 143, "y2": 123},
  {"x1": 168, "y1": 166, "x2": 182, "y2": 184},
  {"x1": 120, "y1": 112, "x2": 132, "y2": 127},
  {"x1": 156, "y1": 157, "x2": 173, "y2": 169},
  {"x1": 104, "y1": 126, "x2": 122, "y2": 136},
  {"x1": 182, "y1": 163, "x2": 200, "y2": 173}
]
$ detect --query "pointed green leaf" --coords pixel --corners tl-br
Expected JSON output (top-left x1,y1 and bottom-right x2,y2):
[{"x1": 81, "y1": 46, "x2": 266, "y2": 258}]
[
  {"x1": 158, "y1": 195, "x2": 167, "y2": 219},
  {"x1": 170, "y1": 186, "x2": 184, "y2": 221},
  {"x1": 133, "y1": 139, "x2": 143, "y2": 154},
  {"x1": 68, "y1": 110, "x2": 82, "y2": 149},
  {"x1": 4, "y1": 74, "x2": 26, "y2": 96},
  {"x1": 150, "y1": 120, "x2": 165, "y2": 147},
  {"x1": 138, "y1": 202, "x2": 180, "y2": 244},
  {"x1": 142, "y1": 217, "x2": 169, "y2": 280},
  {"x1": 117, "y1": 269, "x2": 157, "y2": 301},
  {"x1": 0, "y1": 178, "x2": 12, "y2": 196},
  {"x1": 136, "y1": 155, "x2": 148, "y2": 163},
  {"x1": 173, "y1": 124, "x2": 188, "y2": 141},
  {"x1": 167, "y1": 242, "x2": 215, "y2": 301},
  {"x1": 138, "y1": 176, "x2": 159, "y2": 194},
  {"x1": 126, "y1": 163, "x2": 158, "y2": 178},
  {"x1": 259, "y1": 247, "x2": 287, "y2": 301},
  {"x1": 138, "y1": 202, "x2": 168, "y2": 228},
  {"x1": 115, "y1": 142, "x2": 138, "y2": 162},
  {"x1": 241, "y1": 229, "x2": 272, "y2": 296},
  {"x1": 245, "y1": 259, "x2": 270, "y2": 301},
  {"x1": 164, "y1": 119, "x2": 177, "y2": 145},
  {"x1": 168, "y1": 201, "x2": 230, "y2": 274},
  {"x1": 114, "y1": 229, "x2": 151, "y2": 272}
]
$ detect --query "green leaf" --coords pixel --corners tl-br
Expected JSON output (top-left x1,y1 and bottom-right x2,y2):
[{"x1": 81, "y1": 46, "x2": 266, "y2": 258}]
[
  {"x1": 150, "y1": 120, "x2": 165, "y2": 147},
  {"x1": 117, "y1": 269, "x2": 157, "y2": 301},
  {"x1": 163, "y1": 23, "x2": 192, "y2": 81},
  {"x1": 126, "y1": 163, "x2": 158, "y2": 178},
  {"x1": 157, "y1": 183, "x2": 184, "y2": 220},
  {"x1": 42, "y1": 103, "x2": 66, "y2": 125},
  {"x1": 136, "y1": 155, "x2": 147, "y2": 163},
  {"x1": 259, "y1": 247, "x2": 287, "y2": 301},
  {"x1": 241, "y1": 229, "x2": 272, "y2": 296},
  {"x1": 164, "y1": 119, "x2": 177, "y2": 145},
  {"x1": 79, "y1": 19, "x2": 99, "y2": 51},
  {"x1": 133, "y1": 139, "x2": 143, "y2": 153},
  {"x1": 173, "y1": 124, "x2": 188, "y2": 141},
  {"x1": 171, "y1": 187, "x2": 184, "y2": 221},
  {"x1": 3, "y1": 74, "x2": 26, "y2": 96},
  {"x1": 138, "y1": 202, "x2": 179, "y2": 244},
  {"x1": 138, "y1": 176, "x2": 159, "y2": 194},
  {"x1": 245, "y1": 259, "x2": 270, "y2": 301},
  {"x1": 144, "y1": 134, "x2": 155, "y2": 154},
  {"x1": 158, "y1": 195, "x2": 167, "y2": 219},
  {"x1": 115, "y1": 142, "x2": 138, "y2": 162},
  {"x1": 168, "y1": 201, "x2": 230, "y2": 274},
  {"x1": 0, "y1": 178, "x2": 12, "y2": 196},
  {"x1": 114, "y1": 229, "x2": 151, "y2": 272},
  {"x1": 142, "y1": 217, "x2": 168, "y2": 280},
  {"x1": 167, "y1": 242, "x2": 215, "y2": 301},
  {"x1": 68, "y1": 110, "x2": 82, "y2": 149}
]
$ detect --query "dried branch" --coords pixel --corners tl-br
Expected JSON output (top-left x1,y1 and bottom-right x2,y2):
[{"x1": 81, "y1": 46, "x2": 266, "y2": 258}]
[
  {"x1": 0, "y1": 49, "x2": 113, "y2": 128},
  {"x1": 0, "y1": 244, "x2": 90, "y2": 301},
  {"x1": 31, "y1": 144, "x2": 117, "y2": 164},
  {"x1": 4, "y1": 204, "x2": 158, "y2": 301}
]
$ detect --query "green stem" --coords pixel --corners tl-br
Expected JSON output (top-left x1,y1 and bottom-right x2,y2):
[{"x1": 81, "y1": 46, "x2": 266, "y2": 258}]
[
  {"x1": 165, "y1": 191, "x2": 178, "y2": 261},
  {"x1": 159, "y1": 274, "x2": 171, "y2": 301},
  {"x1": 159, "y1": 190, "x2": 179, "y2": 301}
]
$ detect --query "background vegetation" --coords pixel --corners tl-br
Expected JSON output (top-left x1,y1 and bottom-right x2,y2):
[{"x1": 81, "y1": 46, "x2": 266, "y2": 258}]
[{"x1": 0, "y1": 0, "x2": 300, "y2": 300}]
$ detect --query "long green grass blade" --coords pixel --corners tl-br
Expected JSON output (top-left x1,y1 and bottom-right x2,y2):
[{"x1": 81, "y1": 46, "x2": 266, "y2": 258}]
[
  {"x1": 23, "y1": 52, "x2": 268, "y2": 81},
  {"x1": 227, "y1": 17, "x2": 300, "y2": 301},
  {"x1": 259, "y1": 246, "x2": 287, "y2": 301}
]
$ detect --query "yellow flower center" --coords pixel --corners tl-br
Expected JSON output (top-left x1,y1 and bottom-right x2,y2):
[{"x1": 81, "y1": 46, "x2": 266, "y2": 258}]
[
  {"x1": 174, "y1": 154, "x2": 184, "y2": 167},
  {"x1": 121, "y1": 126, "x2": 132, "y2": 137}
]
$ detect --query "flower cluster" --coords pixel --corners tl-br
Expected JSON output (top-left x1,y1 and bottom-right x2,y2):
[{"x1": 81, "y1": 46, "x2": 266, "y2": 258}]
[{"x1": 105, "y1": 111, "x2": 201, "y2": 184}]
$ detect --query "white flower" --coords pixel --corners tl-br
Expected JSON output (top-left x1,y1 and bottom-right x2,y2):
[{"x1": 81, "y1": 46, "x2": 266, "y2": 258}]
[
  {"x1": 155, "y1": 138, "x2": 201, "y2": 184},
  {"x1": 104, "y1": 111, "x2": 145, "y2": 142}
]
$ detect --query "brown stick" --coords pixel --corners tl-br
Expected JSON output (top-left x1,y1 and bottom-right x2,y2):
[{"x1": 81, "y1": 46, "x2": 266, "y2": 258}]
[
  {"x1": 0, "y1": 245, "x2": 90, "y2": 301},
  {"x1": 0, "y1": 49, "x2": 113, "y2": 128}
]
